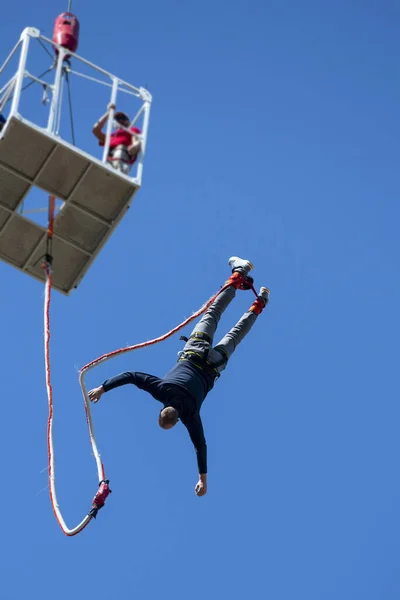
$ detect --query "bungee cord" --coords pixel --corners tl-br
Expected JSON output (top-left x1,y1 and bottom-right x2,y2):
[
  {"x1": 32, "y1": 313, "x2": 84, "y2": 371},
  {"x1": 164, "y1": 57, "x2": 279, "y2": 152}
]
[{"x1": 41, "y1": 198, "x2": 245, "y2": 534}]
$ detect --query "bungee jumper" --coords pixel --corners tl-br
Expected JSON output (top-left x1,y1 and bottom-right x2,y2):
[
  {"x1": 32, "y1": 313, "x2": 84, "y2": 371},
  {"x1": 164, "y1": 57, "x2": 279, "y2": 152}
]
[{"x1": 88, "y1": 256, "x2": 270, "y2": 497}]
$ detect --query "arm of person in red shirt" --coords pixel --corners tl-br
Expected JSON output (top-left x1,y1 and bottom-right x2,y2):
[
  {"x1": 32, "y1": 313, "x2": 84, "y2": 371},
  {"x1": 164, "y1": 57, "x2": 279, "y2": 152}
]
[
  {"x1": 92, "y1": 103, "x2": 116, "y2": 145},
  {"x1": 128, "y1": 129, "x2": 142, "y2": 159}
]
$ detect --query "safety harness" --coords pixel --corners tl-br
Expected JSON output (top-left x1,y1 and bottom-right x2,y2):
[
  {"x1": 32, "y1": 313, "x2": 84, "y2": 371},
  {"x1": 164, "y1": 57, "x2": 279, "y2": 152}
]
[{"x1": 178, "y1": 331, "x2": 227, "y2": 378}]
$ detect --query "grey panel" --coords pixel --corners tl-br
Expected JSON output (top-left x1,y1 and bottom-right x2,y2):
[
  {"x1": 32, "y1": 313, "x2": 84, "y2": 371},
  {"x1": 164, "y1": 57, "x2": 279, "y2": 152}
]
[
  {"x1": 0, "y1": 167, "x2": 31, "y2": 210},
  {"x1": 0, "y1": 119, "x2": 55, "y2": 179},
  {"x1": 0, "y1": 215, "x2": 44, "y2": 267},
  {"x1": 54, "y1": 203, "x2": 109, "y2": 253},
  {"x1": 28, "y1": 236, "x2": 91, "y2": 295},
  {"x1": 0, "y1": 206, "x2": 10, "y2": 229},
  {"x1": 36, "y1": 144, "x2": 90, "y2": 200},
  {"x1": 70, "y1": 164, "x2": 137, "y2": 222}
]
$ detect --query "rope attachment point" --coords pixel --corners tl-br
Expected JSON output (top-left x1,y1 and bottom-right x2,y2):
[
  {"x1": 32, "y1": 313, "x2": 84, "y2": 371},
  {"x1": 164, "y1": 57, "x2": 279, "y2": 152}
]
[
  {"x1": 42, "y1": 195, "x2": 56, "y2": 271},
  {"x1": 89, "y1": 479, "x2": 112, "y2": 519}
]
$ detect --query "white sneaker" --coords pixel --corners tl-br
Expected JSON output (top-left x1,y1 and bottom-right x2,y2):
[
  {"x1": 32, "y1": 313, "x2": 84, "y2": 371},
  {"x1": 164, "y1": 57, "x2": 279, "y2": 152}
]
[
  {"x1": 228, "y1": 256, "x2": 254, "y2": 274},
  {"x1": 258, "y1": 287, "x2": 270, "y2": 305}
]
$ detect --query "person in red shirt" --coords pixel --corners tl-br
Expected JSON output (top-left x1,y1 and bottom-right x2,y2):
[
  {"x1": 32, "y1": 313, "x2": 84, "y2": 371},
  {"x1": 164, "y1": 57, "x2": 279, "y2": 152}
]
[{"x1": 92, "y1": 103, "x2": 141, "y2": 175}]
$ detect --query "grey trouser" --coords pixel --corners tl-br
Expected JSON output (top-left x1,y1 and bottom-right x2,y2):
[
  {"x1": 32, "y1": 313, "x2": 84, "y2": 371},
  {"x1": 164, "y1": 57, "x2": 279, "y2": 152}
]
[
  {"x1": 182, "y1": 284, "x2": 258, "y2": 374},
  {"x1": 108, "y1": 145, "x2": 132, "y2": 175}
]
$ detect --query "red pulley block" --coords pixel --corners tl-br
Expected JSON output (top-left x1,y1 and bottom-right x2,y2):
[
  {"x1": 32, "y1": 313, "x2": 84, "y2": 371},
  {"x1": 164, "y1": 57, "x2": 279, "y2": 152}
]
[{"x1": 53, "y1": 12, "x2": 80, "y2": 58}]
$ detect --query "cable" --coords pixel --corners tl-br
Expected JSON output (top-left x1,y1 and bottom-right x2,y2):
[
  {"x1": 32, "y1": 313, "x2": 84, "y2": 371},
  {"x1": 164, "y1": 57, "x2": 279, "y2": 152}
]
[
  {"x1": 1, "y1": 66, "x2": 54, "y2": 114},
  {"x1": 0, "y1": 78, "x2": 16, "y2": 113},
  {"x1": 36, "y1": 37, "x2": 55, "y2": 62},
  {"x1": 21, "y1": 66, "x2": 54, "y2": 96}
]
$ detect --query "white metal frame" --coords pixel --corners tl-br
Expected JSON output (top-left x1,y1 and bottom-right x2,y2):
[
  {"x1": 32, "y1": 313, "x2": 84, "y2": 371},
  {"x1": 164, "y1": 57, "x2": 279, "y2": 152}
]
[
  {"x1": 0, "y1": 26, "x2": 152, "y2": 187},
  {"x1": 0, "y1": 27, "x2": 152, "y2": 294}
]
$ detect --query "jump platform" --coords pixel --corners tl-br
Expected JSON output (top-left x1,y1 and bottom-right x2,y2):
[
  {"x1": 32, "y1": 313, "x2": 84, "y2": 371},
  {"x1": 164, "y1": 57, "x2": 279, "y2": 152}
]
[{"x1": 0, "y1": 116, "x2": 139, "y2": 294}]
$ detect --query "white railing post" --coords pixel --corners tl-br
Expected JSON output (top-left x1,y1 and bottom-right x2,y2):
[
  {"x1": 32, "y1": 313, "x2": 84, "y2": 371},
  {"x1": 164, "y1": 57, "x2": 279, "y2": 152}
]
[
  {"x1": 102, "y1": 77, "x2": 118, "y2": 163},
  {"x1": 9, "y1": 30, "x2": 31, "y2": 118},
  {"x1": 0, "y1": 78, "x2": 16, "y2": 113},
  {"x1": 135, "y1": 90, "x2": 152, "y2": 185},
  {"x1": 0, "y1": 39, "x2": 22, "y2": 76},
  {"x1": 47, "y1": 47, "x2": 65, "y2": 134}
]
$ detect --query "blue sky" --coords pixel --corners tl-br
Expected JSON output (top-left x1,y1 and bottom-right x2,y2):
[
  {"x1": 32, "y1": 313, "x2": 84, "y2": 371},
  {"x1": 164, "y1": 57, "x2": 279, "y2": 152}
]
[{"x1": 1, "y1": 1, "x2": 400, "y2": 598}]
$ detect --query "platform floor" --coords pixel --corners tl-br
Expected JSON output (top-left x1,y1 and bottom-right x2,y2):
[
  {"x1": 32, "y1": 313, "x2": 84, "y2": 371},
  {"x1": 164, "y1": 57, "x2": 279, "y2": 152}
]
[{"x1": 0, "y1": 116, "x2": 139, "y2": 294}]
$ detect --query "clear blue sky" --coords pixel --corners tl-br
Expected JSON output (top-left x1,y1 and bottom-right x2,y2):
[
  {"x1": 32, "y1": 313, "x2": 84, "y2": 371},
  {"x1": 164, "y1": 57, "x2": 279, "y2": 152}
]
[{"x1": 1, "y1": 1, "x2": 399, "y2": 598}]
